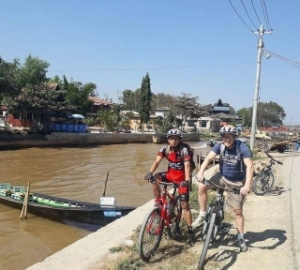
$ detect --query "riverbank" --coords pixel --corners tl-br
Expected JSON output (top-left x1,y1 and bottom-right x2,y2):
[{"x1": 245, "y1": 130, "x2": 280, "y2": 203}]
[
  {"x1": 0, "y1": 132, "x2": 201, "y2": 150},
  {"x1": 26, "y1": 151, "x2": 300, "y2": 270}
]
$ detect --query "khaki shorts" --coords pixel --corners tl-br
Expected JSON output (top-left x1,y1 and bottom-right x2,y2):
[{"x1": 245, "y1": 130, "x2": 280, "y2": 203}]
[{"x1": 209, "y1": 172, "x2": 246, "y2": 210}]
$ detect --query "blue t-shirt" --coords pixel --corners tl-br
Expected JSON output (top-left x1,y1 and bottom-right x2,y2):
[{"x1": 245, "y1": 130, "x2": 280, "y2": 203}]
[{"x1": 212, "y1": 141, "x2": 252, "y2": 181}]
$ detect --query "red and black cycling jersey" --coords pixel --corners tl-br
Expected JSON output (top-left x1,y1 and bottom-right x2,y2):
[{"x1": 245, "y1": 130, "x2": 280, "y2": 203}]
[{"x1": 157, "y1": 145, "x2": 192, "y2": 183}]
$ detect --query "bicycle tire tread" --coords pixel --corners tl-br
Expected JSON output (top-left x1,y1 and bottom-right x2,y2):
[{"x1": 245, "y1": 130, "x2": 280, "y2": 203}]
[
  {"x1": 198, "y1": 212, "x2": 216, "y2": 270},
  {"x1": 252, "y1": 170, "x2": 275, "y2": 195},
  {"x1": 138, "y1": 207, "x2": 164, "y2": 262}
]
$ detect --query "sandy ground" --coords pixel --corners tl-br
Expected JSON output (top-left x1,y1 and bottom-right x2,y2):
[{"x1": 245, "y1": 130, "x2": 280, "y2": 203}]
[
  {"x1": 89, "y1": 151, "x2": 300, "y2": 270},
  {"x1": 27, "y1": 150, "x2": 300, "y2": 270},
  {"x1": 216, "y1": 151, "x2": 298, "y2": 270}
]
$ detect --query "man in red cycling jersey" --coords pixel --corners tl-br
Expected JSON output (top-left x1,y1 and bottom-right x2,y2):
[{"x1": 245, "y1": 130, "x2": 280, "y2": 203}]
[{"x1": 144, "y1": 128, "x2": 194, "y2": 240}]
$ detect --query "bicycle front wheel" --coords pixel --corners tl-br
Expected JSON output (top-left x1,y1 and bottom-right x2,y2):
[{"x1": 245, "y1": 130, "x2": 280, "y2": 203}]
[
  {"x1": 167, "y1": 195, "x2": 182, "y2": 239},
  {"x1": 198, "y1": 212, "x2": 216, "y2": 270},
  {"x1": 138, "y1": 207, "x2": 164, "y2": 262},
  {"x1": 252, "y1": 169, "x2": 275, "y2": 195}
]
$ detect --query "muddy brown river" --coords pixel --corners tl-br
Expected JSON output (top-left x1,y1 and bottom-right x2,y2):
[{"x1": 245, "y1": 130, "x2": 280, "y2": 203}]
[{"x1": 0, "y1": 142, "x2": 208, "y2": 270}]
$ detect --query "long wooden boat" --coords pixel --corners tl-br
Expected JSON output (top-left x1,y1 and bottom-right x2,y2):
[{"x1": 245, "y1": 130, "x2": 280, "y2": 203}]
[{"x1": 0, "y1": 183, "x2": 135, "y2": 226}]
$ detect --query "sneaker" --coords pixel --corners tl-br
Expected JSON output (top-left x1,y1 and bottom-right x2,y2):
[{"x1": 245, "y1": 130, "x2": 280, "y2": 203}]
[
  {"x1": 192, "y1": 214, "x2": 206, "y2": 228},
  {"x1": 238, "y1": 238, "x2": 248, "y2": 252},
  {"x1": 187, "y1": 230, "x2": 195, "y2": 244}
]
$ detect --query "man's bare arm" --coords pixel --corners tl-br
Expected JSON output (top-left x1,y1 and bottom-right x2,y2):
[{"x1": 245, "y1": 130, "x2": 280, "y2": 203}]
[{"x1": 149, "y1": 155, "x2": 163, "y2": 174}]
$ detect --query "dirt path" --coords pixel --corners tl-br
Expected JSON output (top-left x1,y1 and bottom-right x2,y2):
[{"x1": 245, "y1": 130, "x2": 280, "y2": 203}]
[
  {"x1": 89, "y1": 151, "x2": 300, "y2": 270},
  {"x1": 213, "y1": 151, "x2": 297, "y2": 270}
]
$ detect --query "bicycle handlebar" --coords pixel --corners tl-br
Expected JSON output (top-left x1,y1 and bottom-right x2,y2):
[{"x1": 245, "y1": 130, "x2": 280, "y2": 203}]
[
  {"x1": 265, "y1": 152, "x2": 284, "y2": 165},
  {"x1": 202, "y1": 179, "x2": 240, "y2": 195},
  {"x1": 148, "y1": 177, "x2": 180, "y2": 187}
]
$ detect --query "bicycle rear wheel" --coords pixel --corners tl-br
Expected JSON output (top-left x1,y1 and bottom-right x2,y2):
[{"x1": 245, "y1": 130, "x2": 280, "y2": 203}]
[
  {"x1": 167, "y1": 195, "x2": 182, "y2": 239},
  {"x1": 138, "y1": 207, "x2": 164, "y2": 262},
  {"x1": 198, "y1": 212, "x2": 216, "y2": 270},
  {"x1": 252, "y1": 169, "x2": 275, "y2": 195}
]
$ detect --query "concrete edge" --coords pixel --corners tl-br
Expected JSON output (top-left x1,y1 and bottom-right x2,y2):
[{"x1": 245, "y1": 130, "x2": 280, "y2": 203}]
[
  {"x1": 26, "y1": 200, "x2": 154, "y2": 270},
  {"x1": 26, "y1": 165, "x2": 219, "y2": 270}
]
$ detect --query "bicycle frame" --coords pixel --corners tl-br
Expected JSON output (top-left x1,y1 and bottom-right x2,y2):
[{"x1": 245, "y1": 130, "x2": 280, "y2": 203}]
[
  {"x1": 138, "y1": 179, "x2": 182, "y2": 262},
  {"x1": 198, "y1": 179, "x2": 240, "y2": 269},
  {"x1": 156, "y1": 182, "x2": 180, "y2": 227},
  {"x1": 202, "y1": 187, "x2": 225, "y2": 238}
]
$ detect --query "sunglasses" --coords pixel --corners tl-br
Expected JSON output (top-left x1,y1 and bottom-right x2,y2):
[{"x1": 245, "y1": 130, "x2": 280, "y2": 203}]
[{"x1": 222, "y1": 135, "x2": 234, "y2": 140}]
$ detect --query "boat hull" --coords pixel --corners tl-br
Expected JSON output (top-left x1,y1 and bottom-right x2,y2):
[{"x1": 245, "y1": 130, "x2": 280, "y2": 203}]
[{"x1": 0, "y1": 193, "x2": 135, "y2": 226}]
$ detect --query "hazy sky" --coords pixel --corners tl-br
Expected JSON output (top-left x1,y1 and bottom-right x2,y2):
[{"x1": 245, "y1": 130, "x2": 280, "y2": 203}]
[{"x1": 1, "y1": 0, "x2": 299, "y2": 124}]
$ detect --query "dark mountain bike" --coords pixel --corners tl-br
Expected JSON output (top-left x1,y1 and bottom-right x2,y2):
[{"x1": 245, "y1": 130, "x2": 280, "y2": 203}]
[
  {"x1": 252, "y1": 152, "x2": 283, "y2": 196},
  {"x1": 198, "y1": 179, "x2": 240, "y2": 270},
  {"x1": 138, "y1": 178, "x2": 182, "y2": 262}
]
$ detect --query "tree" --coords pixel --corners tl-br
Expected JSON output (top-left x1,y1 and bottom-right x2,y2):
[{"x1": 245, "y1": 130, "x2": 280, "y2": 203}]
[
  {"x1": 257, "y1": 101, "x2": 286, "y2": 127},
  {"x1": 96, "y1": 110, "x2": 114, "y2": 131},
  {"x1": 138, "y1": 73, "x2": 152, "y2": 126},
  {"x1": 112, "y1": 103, "x2": 124, "y2": 130},
  {"x1": 9, "y1": 84, "x2": 71, "y2": 122},
  {"x1": 237, "y1": 101, "x2": 286, "y2": 128},
  {"x1": 174, "y1": 93, "x2": 201, "y2": 131},
  {"x1": 122, "y1": 89, "x2": 141, "y2": 111},
  {"x1": 151, "y1": 93, "x2": 177, "y2": 112},
  {"x1": 48, "y1": 75, "x2": 62, "y2": 84},
  {"x1": 122, "y1": 89, "x2": 135, "y2": 110},
  {"x1": 63, "y1": 76, "x2": 96, "y2": 116},
  {"x1": 236, "y1": 108, "x2": 252, "y2": 127},
  {"x1": 15, "y1": 54, "x2": 50, "y2": 88},
  {"x1": 0, "y1": 56, "x2": 19, "y2": 101}
]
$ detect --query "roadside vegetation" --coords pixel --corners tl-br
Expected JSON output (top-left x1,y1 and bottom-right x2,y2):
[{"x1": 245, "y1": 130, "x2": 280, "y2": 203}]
[
  {"x1": 0, "y1": 54, "x2": 290, "y2": 135},
  {"x1": 99, "y1": 184, "x2": 235, "y2": 270}
]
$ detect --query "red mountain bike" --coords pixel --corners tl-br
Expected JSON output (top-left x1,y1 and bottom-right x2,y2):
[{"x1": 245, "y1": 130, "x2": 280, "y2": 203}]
[{"x1": 138, "y1": 178, "x2": 182, "y2": 262}]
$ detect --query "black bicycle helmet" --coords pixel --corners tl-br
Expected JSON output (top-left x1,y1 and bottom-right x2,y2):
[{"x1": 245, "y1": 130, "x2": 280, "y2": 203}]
[
  {"x1": 219, "y1": 125, "x2": 237, "y2": 136},
  {"x1": 166, "y1": 128, "x2": 183, "y2": 139}
]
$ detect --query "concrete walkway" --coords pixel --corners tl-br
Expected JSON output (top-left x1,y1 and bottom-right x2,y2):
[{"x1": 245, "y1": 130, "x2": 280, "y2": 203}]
[{"x1": 284, "y1": 153, "x2": 300, "y2": 269}]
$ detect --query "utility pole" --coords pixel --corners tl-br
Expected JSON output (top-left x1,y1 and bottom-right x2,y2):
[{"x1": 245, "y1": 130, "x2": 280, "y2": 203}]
[{"x1": 250, "y1": 24, "x2": 272, "y2": 151}]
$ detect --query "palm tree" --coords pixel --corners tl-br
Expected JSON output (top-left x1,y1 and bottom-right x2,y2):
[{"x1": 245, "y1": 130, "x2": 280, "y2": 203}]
[
  {"x1": 112, "y1": 103, "x2": 124, "y2": 130},
  {"x1": 97, "y1": 110, "x2": 114, "y2": 131}
]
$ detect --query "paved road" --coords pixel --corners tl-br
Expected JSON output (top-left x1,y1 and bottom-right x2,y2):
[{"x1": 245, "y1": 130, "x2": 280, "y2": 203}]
[
  {"x1": 224, "y1": 151, "x2": 300, "y2": 270},
  {"x1": 285, "y1": 152, "x2": 300, "y2": 269}
]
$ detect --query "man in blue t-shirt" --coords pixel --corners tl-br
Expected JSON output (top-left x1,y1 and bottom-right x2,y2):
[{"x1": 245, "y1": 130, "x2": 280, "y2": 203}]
[{"x1": 192, "y1": 125, "x2": 253, "y2": 252}]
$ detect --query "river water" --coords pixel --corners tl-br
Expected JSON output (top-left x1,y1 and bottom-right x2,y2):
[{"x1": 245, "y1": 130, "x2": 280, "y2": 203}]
[{"x1": 0, "y1": 142, "x2": 209, "y2": 270}]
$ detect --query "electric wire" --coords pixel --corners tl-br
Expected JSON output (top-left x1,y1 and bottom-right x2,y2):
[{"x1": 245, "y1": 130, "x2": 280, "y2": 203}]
[
  {"x1": 48, "y1": 63, "x2": 256, "y2": 72},
  {"x1": 228, "y1": 0, "x2": 254, "y2": 32},
  {"x1": 264, "y1": 50, "x2": 300, "y2": 69},
  {"x1": 241, "y1": 0, "x2": 258, "y2": 30},
  {"x1": 260, "y1": 0, "x2": 271, "y2": 31},
  {"x1": 251, "y1": 0, "x2": 262, "y2": 25},
  {"x1": 262, "y1": 0, "x2": 273, "y2": 30}
]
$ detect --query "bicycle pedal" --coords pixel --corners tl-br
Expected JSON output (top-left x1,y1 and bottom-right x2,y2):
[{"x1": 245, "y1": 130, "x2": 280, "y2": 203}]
[{"x1": 220, "y1": 226, "x2": 230, "y2": 233}]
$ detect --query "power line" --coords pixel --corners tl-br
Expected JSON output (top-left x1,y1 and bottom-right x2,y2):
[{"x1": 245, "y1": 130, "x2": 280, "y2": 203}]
[
  {"x1": 262, "y1": 0, "x2": 273, "y2": 30},
  {"x1": 251, "y1": 0, "x2": 262, "y2": 25},
  {"x1": 48, "y1": 63, "x2": 256, "y2": 72},
  {"x1": 228, "y1": 0, "x2": 254, "y2": 32},
  {"x1": 241, "y1": 0, "x2": 258, "y2": 30},
  {"x1": 264, "y1": 50, "x2": 300, "y2": 69},
  {"x1": 260, "y1": 0, "x2": 271, "y2": 31}
]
